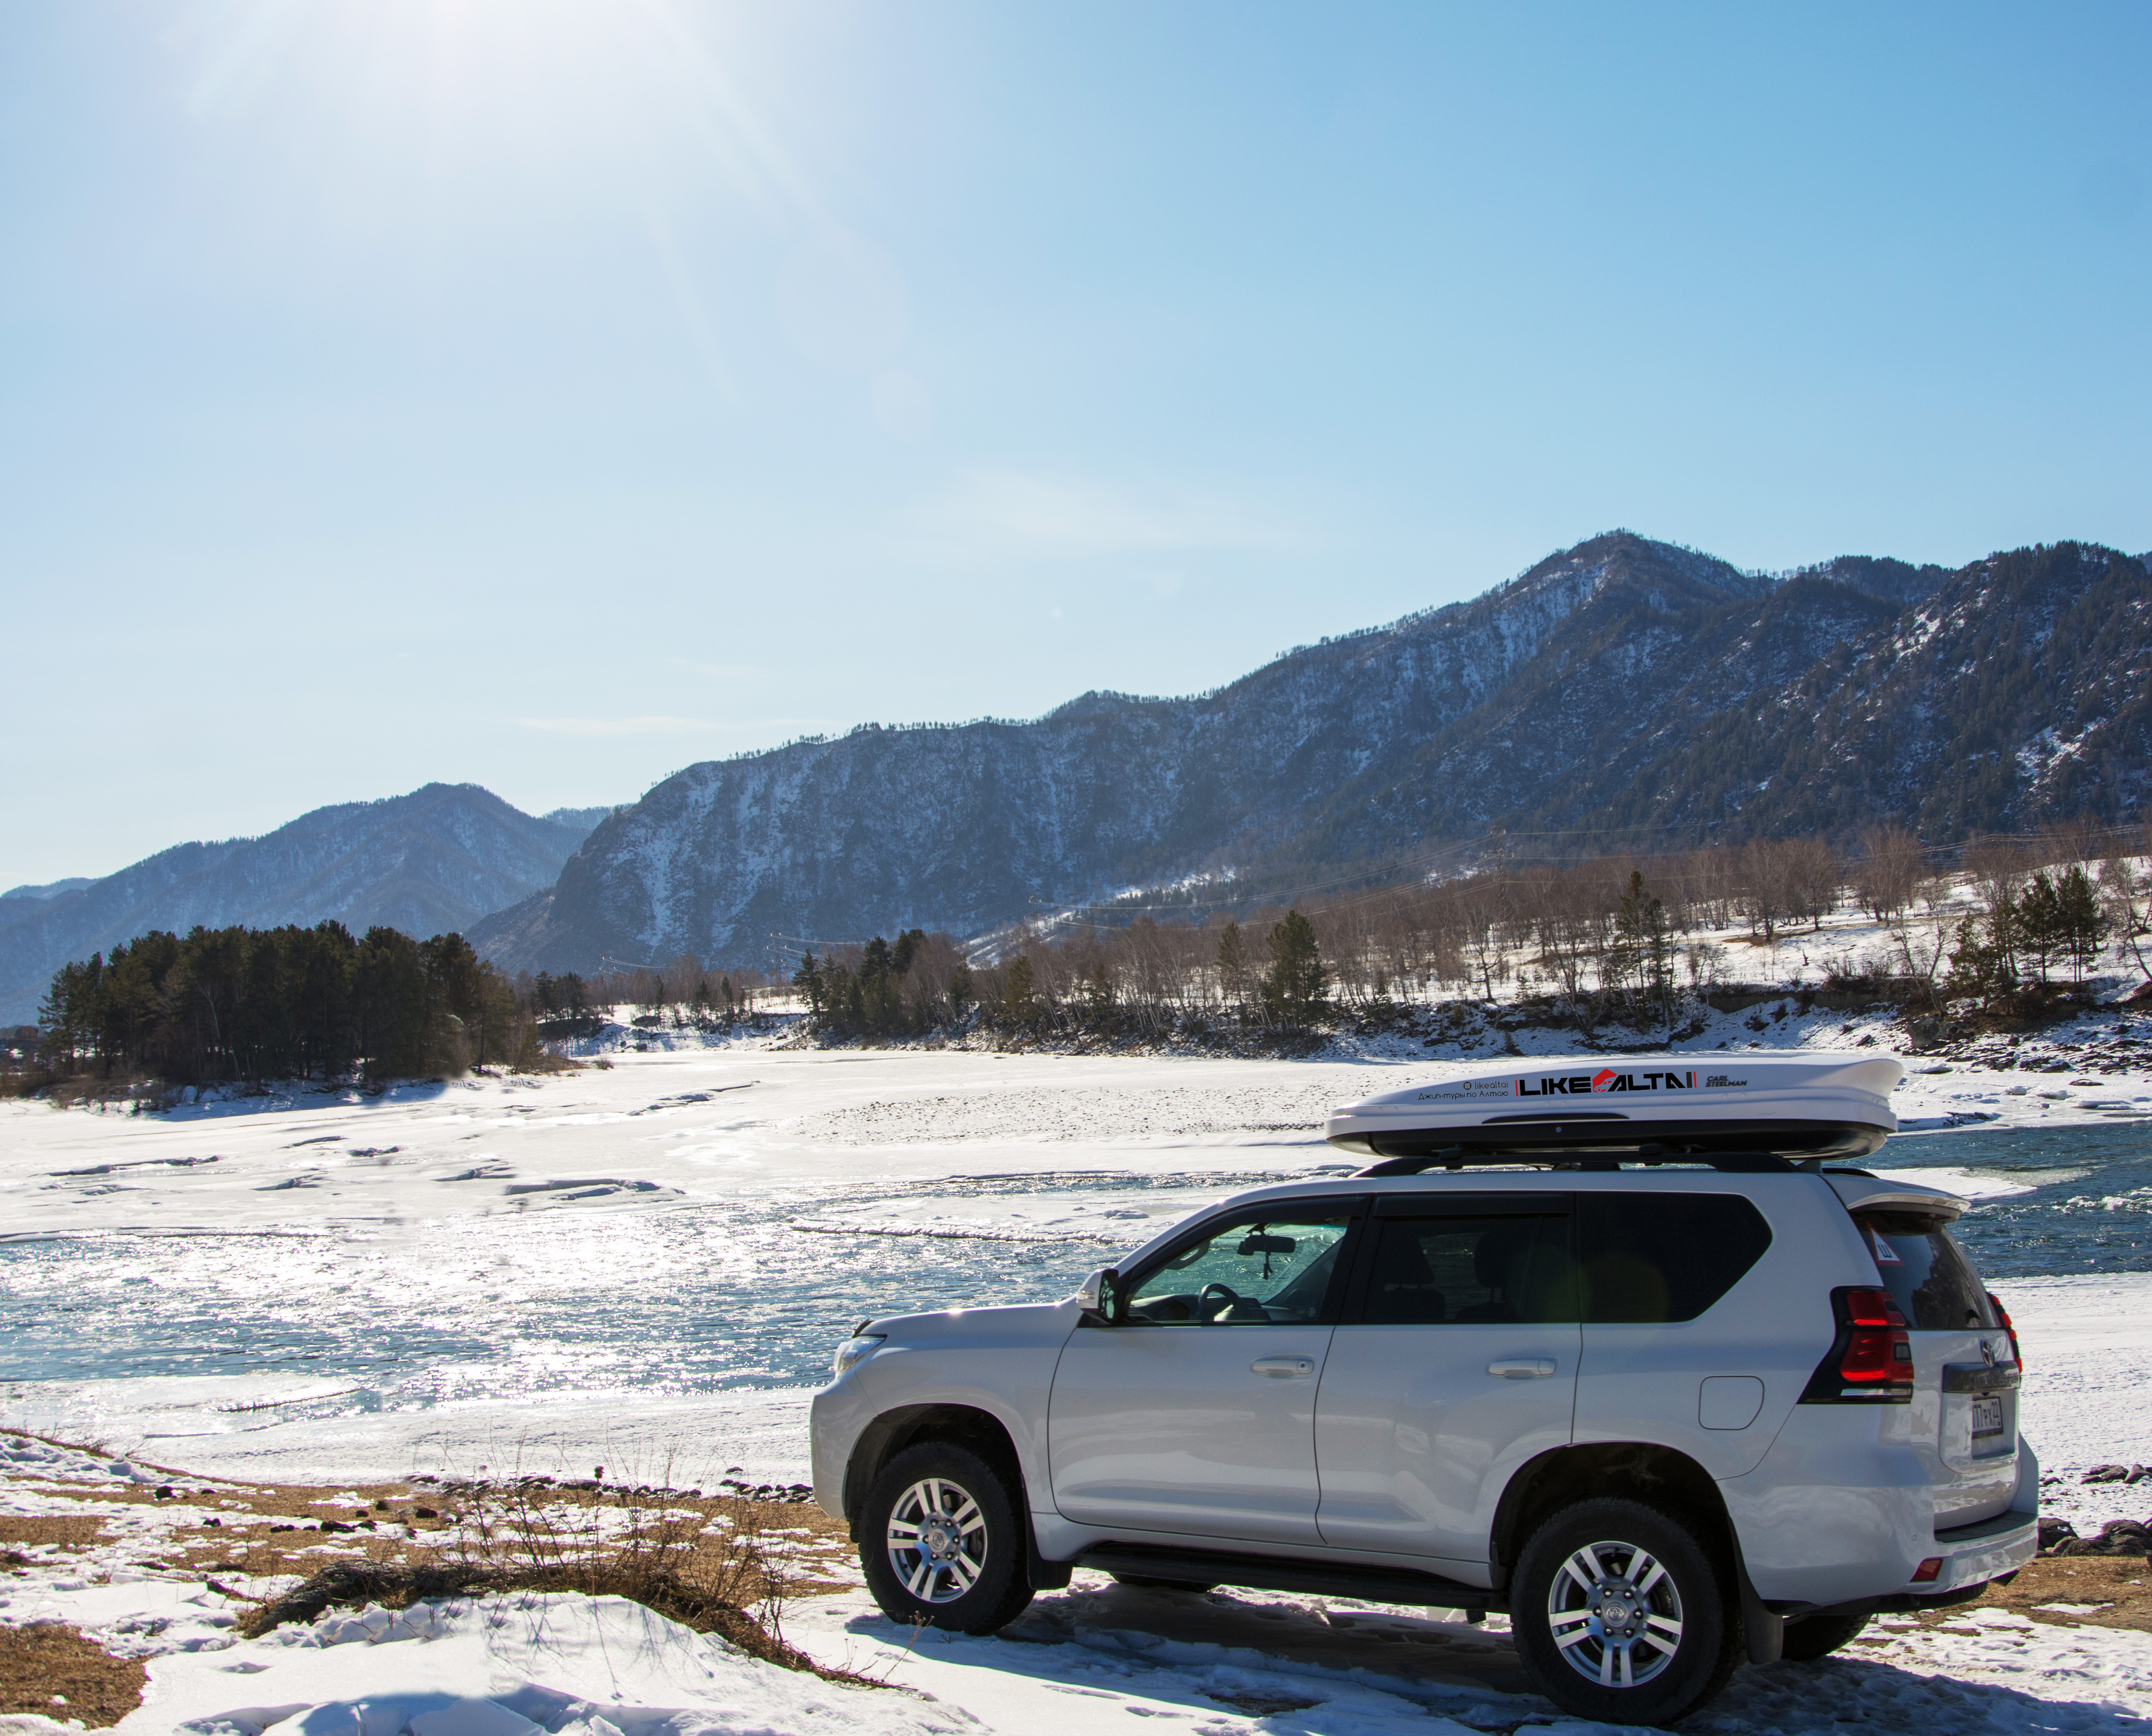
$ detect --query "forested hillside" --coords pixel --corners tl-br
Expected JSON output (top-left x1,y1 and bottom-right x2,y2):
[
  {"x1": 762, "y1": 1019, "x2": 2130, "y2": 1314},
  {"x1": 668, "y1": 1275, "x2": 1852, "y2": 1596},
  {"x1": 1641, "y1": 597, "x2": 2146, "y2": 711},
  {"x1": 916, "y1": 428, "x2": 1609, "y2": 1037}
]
[{"x1": 474, "y1": 534, "x2": 2152, "y2": 974}]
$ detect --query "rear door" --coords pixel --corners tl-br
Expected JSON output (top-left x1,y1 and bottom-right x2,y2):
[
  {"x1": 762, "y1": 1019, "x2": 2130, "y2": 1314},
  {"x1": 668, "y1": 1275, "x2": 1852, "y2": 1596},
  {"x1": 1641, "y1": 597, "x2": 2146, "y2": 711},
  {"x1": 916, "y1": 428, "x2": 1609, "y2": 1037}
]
[
  {"x1": 1049, "y1": 1201, "x2": 1358, "y2": 1545},
  {"x1": 1855, "y1": 1208, "x2": 2021, "y2": 1526},
  {"x1": 1314, "y1": 1193, "x2": 1578, "y2": 1567}
]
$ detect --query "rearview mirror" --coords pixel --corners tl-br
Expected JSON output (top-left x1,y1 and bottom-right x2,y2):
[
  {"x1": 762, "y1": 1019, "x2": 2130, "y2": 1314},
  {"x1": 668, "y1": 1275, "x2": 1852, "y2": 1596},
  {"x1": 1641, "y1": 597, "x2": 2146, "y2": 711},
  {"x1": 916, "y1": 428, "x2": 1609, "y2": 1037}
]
[{"x1": 1076, "y1": 1267, "x2": 1121, "y2": 1324}]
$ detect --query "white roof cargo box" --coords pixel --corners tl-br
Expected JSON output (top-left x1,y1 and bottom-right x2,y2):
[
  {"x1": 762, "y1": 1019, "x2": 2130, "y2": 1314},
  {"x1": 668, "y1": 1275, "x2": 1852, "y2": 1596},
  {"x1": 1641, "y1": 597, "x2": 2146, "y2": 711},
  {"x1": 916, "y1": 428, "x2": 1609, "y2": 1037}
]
[{"x1": 1326, "y1": 1052, "x2": 1905, "y2": 1165}]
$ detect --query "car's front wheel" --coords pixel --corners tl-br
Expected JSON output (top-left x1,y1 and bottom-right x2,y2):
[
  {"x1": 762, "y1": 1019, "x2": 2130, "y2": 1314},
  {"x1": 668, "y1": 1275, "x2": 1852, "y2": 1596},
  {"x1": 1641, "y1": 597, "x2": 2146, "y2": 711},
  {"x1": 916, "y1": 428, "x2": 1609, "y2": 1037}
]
[
  {"x1": 860, "y1": 1441, "x2": 1035, "y2": 1634},
  {"x1": 1510, "y1": 1497, "x2": 1743, "y2": 1726}
]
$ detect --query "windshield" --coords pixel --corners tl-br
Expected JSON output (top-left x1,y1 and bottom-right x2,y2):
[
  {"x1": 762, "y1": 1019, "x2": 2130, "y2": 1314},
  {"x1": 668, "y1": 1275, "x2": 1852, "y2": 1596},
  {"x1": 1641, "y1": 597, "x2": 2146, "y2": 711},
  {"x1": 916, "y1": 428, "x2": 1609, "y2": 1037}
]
[{"x1": 1855, "y1": 1209, "x2": 1997, "y2": 1332}]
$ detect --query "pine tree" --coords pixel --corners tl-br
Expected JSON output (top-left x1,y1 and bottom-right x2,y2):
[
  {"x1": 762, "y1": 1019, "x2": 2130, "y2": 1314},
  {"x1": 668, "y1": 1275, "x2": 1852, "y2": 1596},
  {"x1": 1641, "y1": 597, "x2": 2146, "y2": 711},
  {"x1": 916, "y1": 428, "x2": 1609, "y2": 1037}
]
[
  {"x1": 1945, "y1": 914, "x2": 2016, "y2": 1005},
  {"x1": 1002, "y1": 956, "x2": 1038, "y2": 1027},
  {"x1": 1261, "y1": 910, "x2": 1327, "y2": 1027},
  {"x1": 791, "y1": 950, "x2": 822, "y2": 1015},
  {"x1": 2056, "y1": 865, "x2": 2106, "y2": 983},
  {"x1": 2015, "y1": 873, "x2": 2063, "y2": 986}
]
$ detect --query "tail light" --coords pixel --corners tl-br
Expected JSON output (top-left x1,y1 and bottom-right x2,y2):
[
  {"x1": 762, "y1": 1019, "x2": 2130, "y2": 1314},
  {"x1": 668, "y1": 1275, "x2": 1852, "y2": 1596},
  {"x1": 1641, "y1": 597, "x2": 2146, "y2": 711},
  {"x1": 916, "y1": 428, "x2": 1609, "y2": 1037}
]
[
  {"x1": 1800, "y1": 1286, "x2": 1914, "y2": 1404},
  {"x1": 1988, "y1": 1291, "x2": 2021, "y2": 1368}
]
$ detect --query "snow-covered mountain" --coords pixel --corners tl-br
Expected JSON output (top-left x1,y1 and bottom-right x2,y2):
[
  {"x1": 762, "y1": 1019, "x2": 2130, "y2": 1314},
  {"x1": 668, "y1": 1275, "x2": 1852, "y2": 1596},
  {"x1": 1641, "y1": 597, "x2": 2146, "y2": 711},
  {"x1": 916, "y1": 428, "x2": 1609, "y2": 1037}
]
[
  {"x1": 0, "y1": 785, "x2": 599, "y2": 1023},
  {"x1": 469, "y1": 532, "x2": 2149, "y2": 974}
]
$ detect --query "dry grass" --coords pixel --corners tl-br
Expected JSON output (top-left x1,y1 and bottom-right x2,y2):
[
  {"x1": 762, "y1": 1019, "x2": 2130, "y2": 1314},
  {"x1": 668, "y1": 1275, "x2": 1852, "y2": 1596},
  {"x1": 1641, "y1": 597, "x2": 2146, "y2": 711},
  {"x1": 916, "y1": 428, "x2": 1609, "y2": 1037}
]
[
  {"x1": 27, "y1": 1473, "x2": 852, "y2": 1591},
  {"x1": 0, "y1": 1515, "x2": 109, "y2": 1551},
  {"x1": 0, "y1": 1623, "x2": 145, "y2": 1727},
  {"x1": 1, "y1": 1444, "x2": 868, "y2": 1692},
  {"x1": 233, "y1": 1478, "x2": 875, "y2": 1681},
  {"x1": 1965, "y1": 1555, "x2": 2152, "y2": 1632}
]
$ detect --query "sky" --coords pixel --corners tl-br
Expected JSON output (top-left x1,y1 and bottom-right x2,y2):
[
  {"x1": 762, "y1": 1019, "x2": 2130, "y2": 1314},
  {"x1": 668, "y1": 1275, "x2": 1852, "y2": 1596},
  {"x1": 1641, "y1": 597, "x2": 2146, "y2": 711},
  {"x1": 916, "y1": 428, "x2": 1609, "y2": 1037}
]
[{"x1": 1, "y1": 1, "x2": 2149, "y2": 889}]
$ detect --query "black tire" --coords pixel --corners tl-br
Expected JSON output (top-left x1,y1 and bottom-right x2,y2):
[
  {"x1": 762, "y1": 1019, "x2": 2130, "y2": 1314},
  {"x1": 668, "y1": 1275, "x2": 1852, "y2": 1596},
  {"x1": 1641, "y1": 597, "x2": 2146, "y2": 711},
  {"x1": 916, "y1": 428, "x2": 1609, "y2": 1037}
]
[
  {"x1": 1510, "y1": 1497, "x2": 1743, "y2": 1727},
  {"x1": 1780, "y1": 1609, "x2": 1871, "y2": 1661},
  {"x1": 859, "y1": 1441, "x2": 1035, "y2": 1634},
  {"x1": 1110, "y1": 1574, "x2": 1218, "y2": 1594}
]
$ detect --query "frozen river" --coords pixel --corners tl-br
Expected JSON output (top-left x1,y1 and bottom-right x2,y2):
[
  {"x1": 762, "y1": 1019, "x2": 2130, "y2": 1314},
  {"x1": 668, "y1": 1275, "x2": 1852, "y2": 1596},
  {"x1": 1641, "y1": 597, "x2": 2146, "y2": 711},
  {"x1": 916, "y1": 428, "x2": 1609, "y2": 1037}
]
[{"x1": 3, "y1": 1039, "x2": 2149, "y2": 1494}]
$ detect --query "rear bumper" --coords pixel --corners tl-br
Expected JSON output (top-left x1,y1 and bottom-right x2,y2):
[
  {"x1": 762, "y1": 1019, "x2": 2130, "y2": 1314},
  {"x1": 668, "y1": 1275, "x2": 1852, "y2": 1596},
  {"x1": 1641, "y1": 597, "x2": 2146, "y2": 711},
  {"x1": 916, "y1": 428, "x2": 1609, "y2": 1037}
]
[
  {"x1": 1767, "y1": 1508, "x2": 2039, "y2": 1622},
  {"x1": 1724, "y1": 1413, "x2": 2040, "y2": 1607},
  {"x1": 1922, "y1": 1506, "x2": 2040, "y2": 1595}
]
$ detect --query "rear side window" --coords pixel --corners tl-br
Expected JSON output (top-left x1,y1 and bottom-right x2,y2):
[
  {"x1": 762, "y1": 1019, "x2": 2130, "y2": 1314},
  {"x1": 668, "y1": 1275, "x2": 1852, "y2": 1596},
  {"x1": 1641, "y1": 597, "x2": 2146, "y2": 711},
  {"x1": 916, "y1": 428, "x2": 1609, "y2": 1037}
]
[
  {"x1": 1577, "y1": 1194, "x2": 1773, "y2": 1323},
  {"x1": 1855, "y1": 1210, "x2": 1995, "y2": 1331},
  {"x1": 1361, "y1": 1214, "x2": 1574, "y2": 1325}
]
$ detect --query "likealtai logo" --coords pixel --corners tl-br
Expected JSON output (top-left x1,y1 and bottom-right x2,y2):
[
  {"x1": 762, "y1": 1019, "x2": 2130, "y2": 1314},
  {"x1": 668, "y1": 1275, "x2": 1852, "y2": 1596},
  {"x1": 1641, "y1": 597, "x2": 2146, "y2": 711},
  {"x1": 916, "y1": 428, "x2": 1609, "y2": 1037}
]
[{"x1": 1514, "y1": 1069, "x2": 1700, "y2": 1096}]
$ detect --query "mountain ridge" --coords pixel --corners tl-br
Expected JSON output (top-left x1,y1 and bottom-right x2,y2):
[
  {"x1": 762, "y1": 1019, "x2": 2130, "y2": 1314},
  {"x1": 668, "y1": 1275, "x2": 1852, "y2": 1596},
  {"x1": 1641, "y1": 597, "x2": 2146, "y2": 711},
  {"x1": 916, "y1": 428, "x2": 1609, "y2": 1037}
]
[
  {"x1": 0, "y1": 785, "x2": 601, "y2": 1023},
  {"x1": 470, "y1": 531, "x2": 2151, "y2": 974}
]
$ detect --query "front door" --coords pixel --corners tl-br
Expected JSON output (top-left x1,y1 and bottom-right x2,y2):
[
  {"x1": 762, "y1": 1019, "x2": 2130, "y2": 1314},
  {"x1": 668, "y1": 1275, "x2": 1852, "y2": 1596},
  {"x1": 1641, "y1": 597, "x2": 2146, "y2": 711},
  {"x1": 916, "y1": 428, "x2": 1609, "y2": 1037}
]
[
  {"x1": 1049, "y1": 1202, "x2": 1357, "y2": 1545},
  {"x1": 1315, "y1": 1196, "x2": 1578, "y2": 1568}
]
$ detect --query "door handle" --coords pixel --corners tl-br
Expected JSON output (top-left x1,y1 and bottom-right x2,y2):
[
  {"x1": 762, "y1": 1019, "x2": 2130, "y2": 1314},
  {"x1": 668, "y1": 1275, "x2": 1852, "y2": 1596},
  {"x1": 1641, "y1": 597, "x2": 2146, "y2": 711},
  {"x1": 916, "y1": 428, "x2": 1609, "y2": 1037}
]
[
  {"x1": 1250, "y1": 1355, "x2": 1317, "y2": 1378},
  {"x1": 1488, "y1": 1358, "x2": 1558, "y2": 1379}
]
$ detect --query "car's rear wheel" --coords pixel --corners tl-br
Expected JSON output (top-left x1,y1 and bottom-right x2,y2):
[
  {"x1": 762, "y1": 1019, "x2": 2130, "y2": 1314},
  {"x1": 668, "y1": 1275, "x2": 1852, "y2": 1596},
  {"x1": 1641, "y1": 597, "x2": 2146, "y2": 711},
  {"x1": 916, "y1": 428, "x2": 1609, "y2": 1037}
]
[
  {"x1": 1780, "y1": 1609, "x2": 1871, "y2": 1661},
  {"x1": 1511, "y1": 1497, "x2": 1742, "y2": 1726},
  {"x1": 860, "y1": 1441, "x2": 1035, "y2": 1634}
]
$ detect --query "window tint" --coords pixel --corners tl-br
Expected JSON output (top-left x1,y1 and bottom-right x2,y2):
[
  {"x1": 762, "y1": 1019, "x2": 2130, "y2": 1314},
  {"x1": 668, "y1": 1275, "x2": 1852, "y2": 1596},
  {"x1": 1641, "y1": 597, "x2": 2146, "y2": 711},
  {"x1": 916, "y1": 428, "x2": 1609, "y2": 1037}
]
[
  {"x1": 1125, "y1": 1209, "x2": 1353, "y2": 1325},
  {"x1": 1855, "y1": 1211, "x2": 1995, "y2": 1331},
  {"x1": 1360, "y1": 1214, "x2": 1574, "y2": 1325},
  {"x1": 1576, "y1": 1194, "x2": 1772, "y2": 1323}
]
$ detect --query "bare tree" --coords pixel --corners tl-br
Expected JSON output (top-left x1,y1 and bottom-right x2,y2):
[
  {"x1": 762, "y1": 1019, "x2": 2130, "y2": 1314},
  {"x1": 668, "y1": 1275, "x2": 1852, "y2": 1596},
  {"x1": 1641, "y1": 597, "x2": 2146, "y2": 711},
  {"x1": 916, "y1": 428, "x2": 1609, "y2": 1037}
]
[
  {"x1": 1784, "y1": 837, "x2": 1842, "y2": 930},
  {"x1": 2099, "y1": 826, "x2": 2152, "y2": 985},
  {"x1": 1854, "y1": 825, "x2": 1928, "y2": 924},
  {"x1": 1737, "y1": 839, "x2": 1792, "y2": 945}
]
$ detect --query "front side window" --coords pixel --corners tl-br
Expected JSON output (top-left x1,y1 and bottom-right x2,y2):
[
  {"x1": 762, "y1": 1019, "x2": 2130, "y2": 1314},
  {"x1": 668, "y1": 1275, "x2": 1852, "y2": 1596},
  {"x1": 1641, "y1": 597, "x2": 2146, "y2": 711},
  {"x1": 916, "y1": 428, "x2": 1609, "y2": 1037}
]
[
  {"x1": 1360, "y1": 1214, "x2": 1574, "y2": 1324},
  {"x1": 1855, "y1": 1210, "x2": 1995, "y2": 1331},
  {"x1": 1123, "y1": 1209, "x2": 1353, "y2": 1325}
]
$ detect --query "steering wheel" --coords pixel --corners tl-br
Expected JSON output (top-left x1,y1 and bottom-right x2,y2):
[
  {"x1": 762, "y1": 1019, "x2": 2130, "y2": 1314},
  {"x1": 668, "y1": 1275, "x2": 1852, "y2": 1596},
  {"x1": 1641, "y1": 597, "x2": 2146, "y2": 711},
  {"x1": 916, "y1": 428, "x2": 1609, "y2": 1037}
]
[{"x1": 1197, "y1": 1282, "x2": 1243, "y2": 1320}]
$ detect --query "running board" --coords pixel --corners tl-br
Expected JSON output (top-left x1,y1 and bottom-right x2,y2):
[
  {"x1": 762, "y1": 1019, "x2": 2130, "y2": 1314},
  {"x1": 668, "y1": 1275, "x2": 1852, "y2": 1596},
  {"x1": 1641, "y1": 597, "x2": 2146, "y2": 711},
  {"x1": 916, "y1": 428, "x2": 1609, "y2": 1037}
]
[{"x1": 1077, "y1": 1542, "x2": 1497, "y2": 1611}]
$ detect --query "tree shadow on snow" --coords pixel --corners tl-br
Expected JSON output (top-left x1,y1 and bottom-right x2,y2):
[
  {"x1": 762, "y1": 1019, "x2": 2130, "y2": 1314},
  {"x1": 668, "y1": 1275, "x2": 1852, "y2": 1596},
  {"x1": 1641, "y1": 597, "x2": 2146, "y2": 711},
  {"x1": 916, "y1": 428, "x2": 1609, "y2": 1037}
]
[
  {"x1": 1703, "y1": 1643, "x2": 2152, "y2": 1736},
  {"x1": 838, "y1": 1586, "x2": 2152, "y2": 1736}
]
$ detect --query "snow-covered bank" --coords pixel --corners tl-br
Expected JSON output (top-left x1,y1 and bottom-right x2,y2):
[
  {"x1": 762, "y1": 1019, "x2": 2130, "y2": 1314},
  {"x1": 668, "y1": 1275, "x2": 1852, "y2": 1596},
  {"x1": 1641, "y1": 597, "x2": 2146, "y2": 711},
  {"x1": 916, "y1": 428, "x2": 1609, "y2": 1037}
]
[
  {"x1": 1, "y1": 1589, "x2": 964, "y2": 1736},
  {"x1": 8, "y1": 1432, "x2": 2152, "y2": 1736},
  {"x1": 783, "y1": 1574, "x2": 2152, "y2": 1736}
]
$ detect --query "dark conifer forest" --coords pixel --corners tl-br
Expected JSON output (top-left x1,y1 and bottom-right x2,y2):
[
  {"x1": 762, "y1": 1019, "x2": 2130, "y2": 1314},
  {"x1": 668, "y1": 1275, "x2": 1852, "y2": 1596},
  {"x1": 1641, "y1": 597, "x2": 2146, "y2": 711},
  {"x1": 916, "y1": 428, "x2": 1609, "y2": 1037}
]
[{"x1": 31, "y1": 923, "x2": 530, "y2": 1087}]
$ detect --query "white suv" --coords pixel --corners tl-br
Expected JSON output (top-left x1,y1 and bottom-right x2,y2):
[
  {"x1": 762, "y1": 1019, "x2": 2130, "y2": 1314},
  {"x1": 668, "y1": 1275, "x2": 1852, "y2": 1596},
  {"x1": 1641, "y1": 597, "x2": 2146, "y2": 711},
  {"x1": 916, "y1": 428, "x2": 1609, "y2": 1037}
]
[{"x1": 811, "y1": 1077, "x2": 2036, "y2": 1725}]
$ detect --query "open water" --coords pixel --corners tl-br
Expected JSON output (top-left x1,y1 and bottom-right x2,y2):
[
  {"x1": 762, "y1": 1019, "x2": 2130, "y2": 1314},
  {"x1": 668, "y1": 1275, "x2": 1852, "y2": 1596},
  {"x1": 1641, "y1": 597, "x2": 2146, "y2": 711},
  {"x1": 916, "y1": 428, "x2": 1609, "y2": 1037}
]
[{"x1": 0, "y1": 1125, "x2": 2146, "y2": 1416}]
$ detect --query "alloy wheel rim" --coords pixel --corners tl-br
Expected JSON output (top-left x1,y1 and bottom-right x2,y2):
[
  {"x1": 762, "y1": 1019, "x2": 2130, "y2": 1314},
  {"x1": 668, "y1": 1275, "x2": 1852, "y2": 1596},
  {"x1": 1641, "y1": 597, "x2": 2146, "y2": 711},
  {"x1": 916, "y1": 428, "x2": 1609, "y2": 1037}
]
[
  {"x1": 1545, "y1": 1538, "x2": 1685, "y2": 1688},
  {"x1": 885, "y1": 1476, "x2": 988, "y2": 1604}
]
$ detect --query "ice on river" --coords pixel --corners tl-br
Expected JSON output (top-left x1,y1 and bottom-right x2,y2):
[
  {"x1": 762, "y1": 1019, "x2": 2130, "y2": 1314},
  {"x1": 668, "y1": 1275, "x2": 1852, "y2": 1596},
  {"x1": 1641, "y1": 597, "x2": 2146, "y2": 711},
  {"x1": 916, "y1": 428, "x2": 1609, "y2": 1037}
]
[{"x1": 3, "y1": 1043, "x2": 2152, "y2": 1491}]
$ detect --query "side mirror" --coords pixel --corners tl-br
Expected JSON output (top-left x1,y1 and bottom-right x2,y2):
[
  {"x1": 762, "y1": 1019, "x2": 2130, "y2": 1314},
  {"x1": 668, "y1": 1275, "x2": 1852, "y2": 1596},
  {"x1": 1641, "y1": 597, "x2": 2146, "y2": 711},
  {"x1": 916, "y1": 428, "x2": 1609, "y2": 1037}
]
[{"x1": 1076, "y1": 1267, "x2": 1121, "y2": 1324}]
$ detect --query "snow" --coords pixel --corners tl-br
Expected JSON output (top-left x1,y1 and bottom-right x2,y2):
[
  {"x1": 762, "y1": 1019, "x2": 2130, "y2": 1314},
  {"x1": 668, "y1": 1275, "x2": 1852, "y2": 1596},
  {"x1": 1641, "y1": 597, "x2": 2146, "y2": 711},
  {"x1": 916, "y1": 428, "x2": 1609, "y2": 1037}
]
[
  {"x1": 1, "y1": 1590, "x2": 971, "y2": 1736},
  {"x1": 776, "y1": 1579, "x2": 2152, "y2": 1736},
  {"x1": 6, "y1": 1041, "x2": 2152, "y2": 1732}
]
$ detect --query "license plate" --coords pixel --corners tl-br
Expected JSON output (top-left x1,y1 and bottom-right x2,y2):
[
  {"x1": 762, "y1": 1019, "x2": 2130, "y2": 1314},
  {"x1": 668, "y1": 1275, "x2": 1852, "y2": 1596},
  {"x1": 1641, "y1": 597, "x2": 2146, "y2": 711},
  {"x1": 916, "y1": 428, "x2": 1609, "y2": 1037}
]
[{"x1": 1971, "y1": 1396, "x2": 2007, "y2": 1439}]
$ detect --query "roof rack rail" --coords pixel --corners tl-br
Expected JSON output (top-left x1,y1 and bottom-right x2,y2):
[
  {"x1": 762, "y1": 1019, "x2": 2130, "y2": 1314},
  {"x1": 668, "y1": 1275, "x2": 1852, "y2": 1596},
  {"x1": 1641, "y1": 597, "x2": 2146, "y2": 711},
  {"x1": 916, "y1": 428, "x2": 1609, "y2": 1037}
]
[{"x1": 1353, "y1": 1146, "x2": 1798, "y2": 1177}]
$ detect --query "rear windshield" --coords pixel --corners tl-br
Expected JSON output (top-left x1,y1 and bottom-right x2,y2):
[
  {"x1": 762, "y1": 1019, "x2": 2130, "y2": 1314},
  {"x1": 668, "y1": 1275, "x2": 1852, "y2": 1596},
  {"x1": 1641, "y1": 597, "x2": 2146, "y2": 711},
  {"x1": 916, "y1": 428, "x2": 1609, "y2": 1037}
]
[{"x1": 1855, "y1": 1210, "x2": 1996, "y2": 1331}]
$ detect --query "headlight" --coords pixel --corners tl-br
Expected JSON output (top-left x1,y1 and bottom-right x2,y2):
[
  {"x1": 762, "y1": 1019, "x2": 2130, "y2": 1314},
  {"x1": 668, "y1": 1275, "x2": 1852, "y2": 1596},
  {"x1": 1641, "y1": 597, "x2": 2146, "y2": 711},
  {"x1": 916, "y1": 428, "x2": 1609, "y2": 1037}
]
[{"x1": 831, "y1": 1333, "x2": 886, "y2": 1378}]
